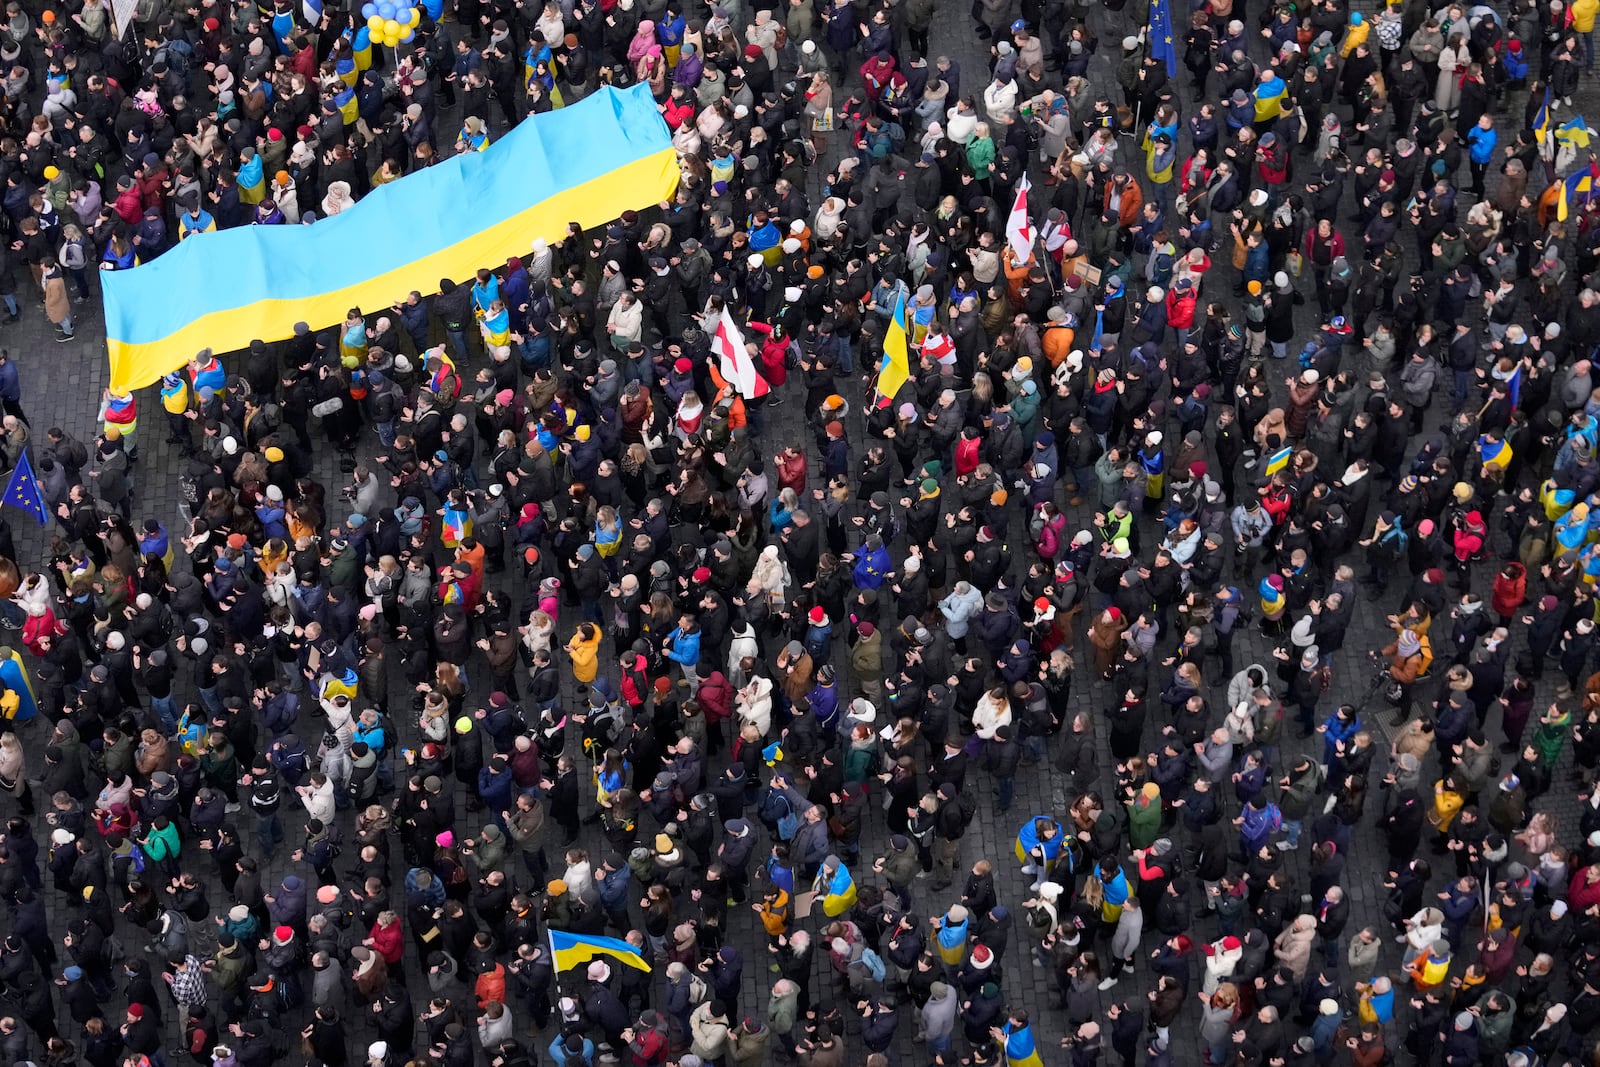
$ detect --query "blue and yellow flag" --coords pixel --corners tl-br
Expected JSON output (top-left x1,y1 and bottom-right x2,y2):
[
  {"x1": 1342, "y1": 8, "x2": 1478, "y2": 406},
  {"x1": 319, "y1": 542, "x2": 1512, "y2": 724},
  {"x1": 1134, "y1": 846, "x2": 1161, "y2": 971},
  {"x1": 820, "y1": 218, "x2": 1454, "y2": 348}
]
[
  {"x1": 3, "y1": 448, "x2": 47, "y2": 526},
  {"x1": 334, "y1": 84, "x2": 359, "y2": 126},
  {"x1": 345, "y1": 25, "x2": 372, "y2": 72},
  {"x1": 1002, "y1": 1022, "x2": 1046, "y2": 1067},
  {"x1": 1265, "y1": 445, "x2": 1293, "y2": 475},
  {"x1": 238, "y1": 153, "x2": 265, "y2": 206},
  {"x1": 178, "y1": 209, "x2": 216, "y2": 241},
  {"x1": 1149, "y1": 0, "x2": 1178, "y2": 78},
  {"x1": 1533, "y1": 87, "x2": 1553, "y2": 144},
  {"x1": 761, "y1": 740, "x2": 783, "y2": 764},
  {"x1": 548, "y1": 929, "x2": 651, "y2": 973},
  {"x1": 877, "y1": 290, "x2": 911, "y2": 402},
  {"x1": 1559, "y1": 114, "x2": 1592, "y2": 149},
  {"x1": 481, "y1": 306, "x2": 510, "y2": 347},
  {"x1": 816, "y1": 862, "x2": 857, "y2": 917},
  {"x1": 102, "y1": 85, "x2": 680, "y2": 393},
  {"x1": 1560, "y1": 163, "x2": 1599, "y2": 220},
  {"x1": 1478, "y1": 434, "x2": 1511, "y2": 471}
]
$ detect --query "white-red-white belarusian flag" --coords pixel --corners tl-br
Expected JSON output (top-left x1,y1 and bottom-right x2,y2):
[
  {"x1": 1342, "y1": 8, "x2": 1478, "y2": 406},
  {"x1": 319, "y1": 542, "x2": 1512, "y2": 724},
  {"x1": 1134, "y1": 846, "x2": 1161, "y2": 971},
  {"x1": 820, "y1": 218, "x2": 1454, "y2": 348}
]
[
  {"x1": 1006, "y1": 174, "x2": 1034, "y2": 264},
  {"x1": 714, "y1": 307, "x2": 769, "y2": 399}
]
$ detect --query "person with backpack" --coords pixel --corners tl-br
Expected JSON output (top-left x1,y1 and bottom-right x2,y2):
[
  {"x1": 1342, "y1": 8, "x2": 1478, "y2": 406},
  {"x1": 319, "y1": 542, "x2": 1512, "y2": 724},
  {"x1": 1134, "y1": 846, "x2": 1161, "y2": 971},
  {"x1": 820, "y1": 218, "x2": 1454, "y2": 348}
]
[{"x1": 137, "y1": 814, "x2": 180, "y2": 881}]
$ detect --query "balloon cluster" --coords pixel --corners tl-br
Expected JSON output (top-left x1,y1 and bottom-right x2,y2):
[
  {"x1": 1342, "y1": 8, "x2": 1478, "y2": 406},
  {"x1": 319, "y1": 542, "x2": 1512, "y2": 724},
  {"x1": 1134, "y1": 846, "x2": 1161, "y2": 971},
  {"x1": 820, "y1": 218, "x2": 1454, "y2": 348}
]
[{"x1": 361, "y1": 0, "x2": 420, "y2": 47}]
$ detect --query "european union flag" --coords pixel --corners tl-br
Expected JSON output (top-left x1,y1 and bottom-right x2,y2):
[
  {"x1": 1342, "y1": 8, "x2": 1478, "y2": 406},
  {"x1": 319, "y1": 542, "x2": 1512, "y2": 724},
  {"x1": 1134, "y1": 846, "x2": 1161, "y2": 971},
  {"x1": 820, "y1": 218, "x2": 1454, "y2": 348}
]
[
  {"x1": 3, "y1": 448, "x2": 46, "y2": 526},
  {"x1": 1149, "y1": 0, "x2": 1178, "y2": 78}
]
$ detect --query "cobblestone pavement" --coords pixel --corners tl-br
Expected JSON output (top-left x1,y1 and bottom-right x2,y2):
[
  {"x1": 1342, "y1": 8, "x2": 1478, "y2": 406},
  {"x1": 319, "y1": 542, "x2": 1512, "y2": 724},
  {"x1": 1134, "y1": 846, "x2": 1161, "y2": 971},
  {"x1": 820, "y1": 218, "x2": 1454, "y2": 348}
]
[{"x1": 1, "y1": 3, "x2": 1597, "y2": 1065}]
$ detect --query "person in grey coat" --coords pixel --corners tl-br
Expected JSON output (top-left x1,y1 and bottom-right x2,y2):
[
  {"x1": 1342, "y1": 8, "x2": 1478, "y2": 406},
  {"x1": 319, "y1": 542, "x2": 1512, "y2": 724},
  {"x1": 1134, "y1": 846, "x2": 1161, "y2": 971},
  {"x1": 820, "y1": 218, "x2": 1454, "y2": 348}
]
[
  {"x1": 311, "y1": 950, "x2": 349, "y2": 1015},
  {"x1": 921, "y1": 980, "x2": 959, "y2": 1051}
]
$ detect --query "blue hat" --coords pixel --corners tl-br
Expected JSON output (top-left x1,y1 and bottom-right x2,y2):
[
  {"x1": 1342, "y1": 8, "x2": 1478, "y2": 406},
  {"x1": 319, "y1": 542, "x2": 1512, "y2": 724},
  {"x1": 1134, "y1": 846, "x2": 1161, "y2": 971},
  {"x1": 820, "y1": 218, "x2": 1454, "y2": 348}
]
[
  {"x1": 1010, "y1": 18, "x2": 1026, "y2": 31},
  {"x1": 434, "y1": 450, "x2": 449, "y2": 462},
  {"x1": 64, "y1": 966, "x2": 82, "y2": 980}
]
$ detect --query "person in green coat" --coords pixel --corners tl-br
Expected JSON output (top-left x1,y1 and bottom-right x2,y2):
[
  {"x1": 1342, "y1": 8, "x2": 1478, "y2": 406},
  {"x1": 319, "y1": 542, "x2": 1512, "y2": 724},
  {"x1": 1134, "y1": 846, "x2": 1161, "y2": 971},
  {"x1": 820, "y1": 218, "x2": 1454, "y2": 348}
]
[
  {"x1": 139, "y1": 814, "x2": 181, "y2": 877},
  {"x1": 843, "y1": 724, "x2": 879, "y2": 784},
  {"x1": 966, "y1": 124, "x2": 996, "y2": 185},
  {"x1": 1009, "y1": 378, "x2": 1041, "y2": 444},
  {"x1": 1126, "y1": 781, "x2": 1163, "y2": 849},
  {"x1": 1533, "y1": 702, "x2": 1571, "y2": 765}
]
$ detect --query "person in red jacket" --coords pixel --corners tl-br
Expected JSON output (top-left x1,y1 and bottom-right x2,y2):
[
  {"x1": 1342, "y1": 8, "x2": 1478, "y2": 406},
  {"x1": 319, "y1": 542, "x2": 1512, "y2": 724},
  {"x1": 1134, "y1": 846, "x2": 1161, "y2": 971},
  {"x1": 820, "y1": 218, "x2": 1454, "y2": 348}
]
[
  {"x1": 1302, "y1": 217, "x2": 1347, "y2": 316},
  {"x1": 1166, "y1": 277, "x2": 1198, "y2": 348},
  {"x1": 744, "y1": 319, "x2": 790, "y2": 390},
  {"x1": 1492, "y1": 562, "x2": 1527, "y2": 625},
  {"x1": 661, "y1": 84, "x2": 696, "y2": 130},
  {"x1": 1450, "y1": 510, "x2": 1486, "y2": 590},
  {"x1": 367, "y1": 910, "x2": 404, "y2": 966},
  {"x1": 954, "y1": 427, "x2": 982, "y2": 475}
]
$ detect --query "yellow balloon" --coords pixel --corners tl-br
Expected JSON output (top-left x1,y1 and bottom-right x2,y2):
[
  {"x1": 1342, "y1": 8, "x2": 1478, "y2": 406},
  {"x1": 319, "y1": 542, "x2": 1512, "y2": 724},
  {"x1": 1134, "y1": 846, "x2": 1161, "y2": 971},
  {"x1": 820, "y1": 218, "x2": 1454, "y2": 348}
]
[
  {"x1": 367, "y1": 13, "x2": 384, "y2": 29},
  {"x1": 385, "y1": 31, "x2": 402, "y2": 46},
  {"x1": 406, "y1": 6, "x2": 420, "y2": 25},
  {"x1": 382, "y1": 17, "x2": 400, "y2": 35},
  {"x1": 399, "y1": 27, "x2": 414, "y2": 40}
]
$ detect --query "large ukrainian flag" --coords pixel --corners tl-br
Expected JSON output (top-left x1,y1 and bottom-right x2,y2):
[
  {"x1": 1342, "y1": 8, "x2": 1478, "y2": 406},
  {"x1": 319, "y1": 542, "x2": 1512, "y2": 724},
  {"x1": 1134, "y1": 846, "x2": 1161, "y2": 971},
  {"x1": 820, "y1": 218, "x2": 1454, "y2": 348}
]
[
  {"x1": 548, "y1": 929, "x2": 652, "y2": 972},
  {"x1": 876, "y1": 290, "x2": 910, "y2": 403},
  {"x1": 102, "y1": 84, "x2": 679, "y2": 393}
]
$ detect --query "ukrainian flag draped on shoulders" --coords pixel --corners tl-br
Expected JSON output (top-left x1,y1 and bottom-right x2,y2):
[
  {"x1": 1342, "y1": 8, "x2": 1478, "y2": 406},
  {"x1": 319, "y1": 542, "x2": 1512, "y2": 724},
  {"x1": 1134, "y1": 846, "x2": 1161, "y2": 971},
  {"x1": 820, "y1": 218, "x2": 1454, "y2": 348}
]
[
  {"x1": 344, "y1": 26, "x2": 372, "y2": 74},
  {"x1": 1254, "y1": 70, "x2": 1287, "y2": 122},
  {"x1": 814, "y1": 857, "x2": 857, "y2": 916},
  {"x1": 1002, "y1": 1020, "x2": 1046, "y2": 1067},
  {"x1": 238, "y1": 151, "x2": 266, "y2": 205},
  {"x1": 481, "y1": 304, "x2": 510, "y2": 346}
]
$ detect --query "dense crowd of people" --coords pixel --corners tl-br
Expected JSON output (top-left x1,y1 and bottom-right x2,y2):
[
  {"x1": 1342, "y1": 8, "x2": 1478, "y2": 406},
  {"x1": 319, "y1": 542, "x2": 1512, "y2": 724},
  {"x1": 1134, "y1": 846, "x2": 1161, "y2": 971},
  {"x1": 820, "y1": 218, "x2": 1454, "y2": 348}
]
[{"x1": 0, "y1": 0, "x2": 1599, "y2": 1065}]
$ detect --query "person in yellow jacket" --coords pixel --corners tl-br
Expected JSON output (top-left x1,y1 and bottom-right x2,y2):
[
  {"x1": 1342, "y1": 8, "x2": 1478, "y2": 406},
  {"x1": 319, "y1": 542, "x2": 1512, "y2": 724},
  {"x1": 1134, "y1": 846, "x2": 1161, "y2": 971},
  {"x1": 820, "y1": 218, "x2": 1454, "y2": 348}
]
[
  {"x1": 1340, "y1": 11, "x2": 1370, "y2": 57},
  {"x1": 1426, "y1": 775, "x2": 1464, "y2": 850},
  {"x1": 564, "y1": 621, "x2": 602, "y2": 685},
  {"x1": 1576, "y1": 0, "x2": 1599, "y2": 67}
]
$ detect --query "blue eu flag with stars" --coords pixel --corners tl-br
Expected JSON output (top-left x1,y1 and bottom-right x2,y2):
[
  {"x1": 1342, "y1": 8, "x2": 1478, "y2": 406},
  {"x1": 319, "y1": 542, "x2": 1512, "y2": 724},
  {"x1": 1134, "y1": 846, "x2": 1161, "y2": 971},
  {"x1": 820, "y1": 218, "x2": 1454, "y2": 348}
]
[
  {"x1": 3, "y1": 447, "x2": 47, "y2": 526},
  {"x1": 1149, "y1": 0, "x2": 1178, "y2": 78}
]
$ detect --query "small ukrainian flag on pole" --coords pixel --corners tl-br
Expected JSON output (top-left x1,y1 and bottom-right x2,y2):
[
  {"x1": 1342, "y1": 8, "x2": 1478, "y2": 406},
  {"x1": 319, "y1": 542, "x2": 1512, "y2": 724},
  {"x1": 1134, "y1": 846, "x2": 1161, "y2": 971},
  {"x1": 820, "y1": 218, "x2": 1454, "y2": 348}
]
[{"x1": 548, "y1": 929, "x2": 652, "y2": 973}]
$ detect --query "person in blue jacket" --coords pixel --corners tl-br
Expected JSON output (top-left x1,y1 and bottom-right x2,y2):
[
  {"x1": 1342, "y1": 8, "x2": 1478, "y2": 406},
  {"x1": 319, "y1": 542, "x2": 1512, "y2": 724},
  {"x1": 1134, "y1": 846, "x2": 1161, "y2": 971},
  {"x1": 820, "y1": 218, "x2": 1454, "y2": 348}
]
[
  {"x1": 663, "y1": 614, "x2": 702, "y2": 684},
  {"x1": 1466, "y1": 114, "x2": 1498, "y2": 199}
]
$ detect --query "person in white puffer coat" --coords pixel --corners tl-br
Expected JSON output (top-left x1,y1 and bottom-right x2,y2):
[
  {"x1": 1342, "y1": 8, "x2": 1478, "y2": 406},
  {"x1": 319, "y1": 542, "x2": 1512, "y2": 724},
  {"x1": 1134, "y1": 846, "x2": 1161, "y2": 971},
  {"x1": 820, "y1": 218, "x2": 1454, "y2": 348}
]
[{"x1": 735, "y1": 674, "x2": 773, "y2": 737}]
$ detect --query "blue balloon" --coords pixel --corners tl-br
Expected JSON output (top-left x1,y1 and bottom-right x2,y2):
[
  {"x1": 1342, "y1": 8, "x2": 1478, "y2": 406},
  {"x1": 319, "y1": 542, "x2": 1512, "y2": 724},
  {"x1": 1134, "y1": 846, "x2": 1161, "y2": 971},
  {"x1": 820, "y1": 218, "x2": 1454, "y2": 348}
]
[
  {"x1": 376, "y1": 3, "x2": 394, "y2": 18},
  {"x1": 361, "y1": 3, "x2": 377, "y2": 15}
]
